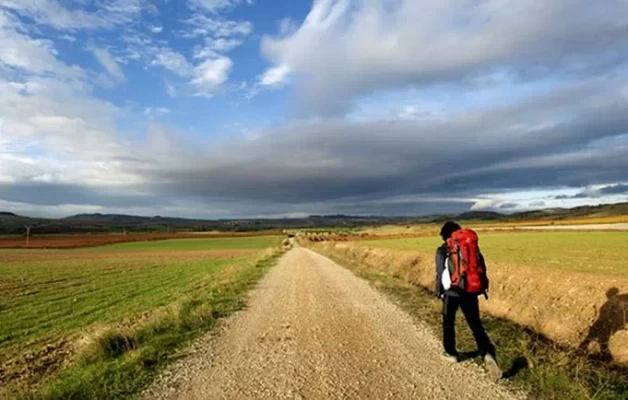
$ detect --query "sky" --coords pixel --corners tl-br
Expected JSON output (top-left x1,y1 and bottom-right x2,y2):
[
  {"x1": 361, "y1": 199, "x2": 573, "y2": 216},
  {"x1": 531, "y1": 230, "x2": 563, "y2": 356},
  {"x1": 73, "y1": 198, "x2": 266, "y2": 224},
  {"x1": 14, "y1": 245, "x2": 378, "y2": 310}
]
[{"x1": 1, "y1": 0, "x2": 627, "y2": 219}]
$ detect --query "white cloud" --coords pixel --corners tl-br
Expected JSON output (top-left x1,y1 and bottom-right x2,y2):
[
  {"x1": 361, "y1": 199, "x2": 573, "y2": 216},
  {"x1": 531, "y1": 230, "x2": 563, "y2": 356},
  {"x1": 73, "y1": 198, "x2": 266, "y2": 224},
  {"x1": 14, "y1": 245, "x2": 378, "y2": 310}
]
[
  {"x1": 261, "y1": 0, "x2": 628, "y2": 116},
  {"x1": 0, "y1": 76, "x2": 145, "y2": 189},
  {"x1": 90, "y1": 47, "x2": 126, "y2": 83},
  {"x1": 165, "y1": 81, "x2": 177, "y2": 97},
  {"x1": 191, "y1": 56, "x2": 233, "y2": 96},
  {"x1": 150, "y1": 48, "x2": 193, "y2": 76},
  {"x1": 397, "y1": 106, "x2": 427, "y2": 121},
  {"x1": 0, "y1": 11, "x2": 83, "y2": 79},
  {"x1": 202, "y1": 38, "x2": 243, "y2": 54},
  {"x1": 144, "y1": 107, "x2": 171, "y2": 119},
  {"x1": 59, "y1": 34, "x2": 76, "y2": 43},
  {"x1": 183, "y1": 11, "x2": 253, "y2": 38},
  {"x1": 259, "y1": 64, "x2": 291, "y2": 88},
  {"x1": 0, "y1": 0, "x2": 150, "y2": 30},
  {"x1": 189, "y1": 0, "x2": 253, "y2": 14},
  {"x1": 149, "y1": 48, "x2": 233, "y2": 96},
  {"x1": 150, "y1": 25, "x2": 163, "y2": 34},
  {"x1": 0, "y1": 8, "x2": 145, "y2": 191}
]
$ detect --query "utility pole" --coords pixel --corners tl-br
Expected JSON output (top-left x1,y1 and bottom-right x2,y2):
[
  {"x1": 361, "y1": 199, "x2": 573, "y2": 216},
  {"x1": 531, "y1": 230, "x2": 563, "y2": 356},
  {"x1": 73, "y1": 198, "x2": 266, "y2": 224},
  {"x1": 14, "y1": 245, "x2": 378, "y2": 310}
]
[{"x1": 25, "y1": 225, "x2": 31, "y2": 247}]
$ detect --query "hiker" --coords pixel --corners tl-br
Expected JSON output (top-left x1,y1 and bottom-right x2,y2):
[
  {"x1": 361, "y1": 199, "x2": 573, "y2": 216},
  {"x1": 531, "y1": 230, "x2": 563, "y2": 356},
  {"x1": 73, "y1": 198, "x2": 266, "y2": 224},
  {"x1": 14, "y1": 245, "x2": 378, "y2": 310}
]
[{"x1": 435, "y1": 221, "x2": 502, "y2": 380}]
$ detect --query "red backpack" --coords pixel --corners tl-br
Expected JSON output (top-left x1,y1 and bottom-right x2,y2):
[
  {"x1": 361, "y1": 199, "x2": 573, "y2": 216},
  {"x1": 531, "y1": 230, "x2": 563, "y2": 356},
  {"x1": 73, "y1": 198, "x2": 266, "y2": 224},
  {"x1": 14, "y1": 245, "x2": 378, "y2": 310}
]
[{"x1": 446, "y1": 229, "x2": 488, "y2": 296}]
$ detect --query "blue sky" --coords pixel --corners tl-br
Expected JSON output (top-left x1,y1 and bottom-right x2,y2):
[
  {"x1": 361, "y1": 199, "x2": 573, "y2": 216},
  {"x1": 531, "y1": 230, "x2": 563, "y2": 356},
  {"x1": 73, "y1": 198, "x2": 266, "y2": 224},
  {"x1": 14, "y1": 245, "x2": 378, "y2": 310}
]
[{"x1": 1, "y1": 0, "x2": 627, "y2": 218}]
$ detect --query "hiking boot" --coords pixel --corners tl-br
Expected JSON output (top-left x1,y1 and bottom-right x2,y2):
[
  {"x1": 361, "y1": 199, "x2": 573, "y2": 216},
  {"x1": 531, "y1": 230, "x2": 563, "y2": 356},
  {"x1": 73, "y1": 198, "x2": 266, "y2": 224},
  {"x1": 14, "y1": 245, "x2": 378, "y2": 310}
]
[
  {"x1": 484, "y1": 354, "x2": 502, "y2": 381},
  {"x1": 441, "y1": 352, "x2": 459, "y2": 363}
]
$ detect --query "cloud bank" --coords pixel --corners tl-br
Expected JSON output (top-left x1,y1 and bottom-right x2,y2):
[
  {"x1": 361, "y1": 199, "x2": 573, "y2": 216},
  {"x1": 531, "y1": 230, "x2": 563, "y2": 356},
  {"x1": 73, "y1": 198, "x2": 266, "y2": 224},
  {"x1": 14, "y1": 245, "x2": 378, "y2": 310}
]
[{"x1": 1, "y1": 0, "x2": 627, "y2": 218}]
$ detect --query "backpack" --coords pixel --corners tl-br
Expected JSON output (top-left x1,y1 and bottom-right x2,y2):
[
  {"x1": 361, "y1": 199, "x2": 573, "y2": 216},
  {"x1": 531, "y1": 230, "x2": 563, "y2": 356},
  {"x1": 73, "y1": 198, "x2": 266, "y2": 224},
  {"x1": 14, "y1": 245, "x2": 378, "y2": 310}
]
[{"x1": 446, "y1": 229, "x2": 488, "y2": 296}]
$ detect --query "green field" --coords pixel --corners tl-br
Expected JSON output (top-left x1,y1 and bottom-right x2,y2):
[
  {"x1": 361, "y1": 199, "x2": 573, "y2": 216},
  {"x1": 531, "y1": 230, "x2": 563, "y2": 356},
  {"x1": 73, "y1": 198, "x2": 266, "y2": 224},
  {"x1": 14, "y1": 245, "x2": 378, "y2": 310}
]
[
  {"x1": 359, "y1": 231, "x2": 628, "y2": 277},
  {"x1": 0, "y1": 236, "x2": 281, "y2": 399},
  {"x1": 90, "y1": 236, "x2": 281, "y2": 252}
]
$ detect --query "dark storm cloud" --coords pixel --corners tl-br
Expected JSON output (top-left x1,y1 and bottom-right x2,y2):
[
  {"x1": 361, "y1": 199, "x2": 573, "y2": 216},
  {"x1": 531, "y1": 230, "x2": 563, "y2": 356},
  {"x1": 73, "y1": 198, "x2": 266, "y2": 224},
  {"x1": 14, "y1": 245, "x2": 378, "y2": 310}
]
[
  {"x1": 0, "y1": 183, "x2": 159, "y2": 208},
  {"x1": 138, "y1": 79, "x2": 628, "y2": 210},
  {"x1": 600, "y1": 184, "x2": 628, "y2": 195},
  {"x1": 552, "y1": 183, "x2": 628, "y2": 200},
  {"x1": 2, "y1": 75, "x2": 627, "y2": 217}
]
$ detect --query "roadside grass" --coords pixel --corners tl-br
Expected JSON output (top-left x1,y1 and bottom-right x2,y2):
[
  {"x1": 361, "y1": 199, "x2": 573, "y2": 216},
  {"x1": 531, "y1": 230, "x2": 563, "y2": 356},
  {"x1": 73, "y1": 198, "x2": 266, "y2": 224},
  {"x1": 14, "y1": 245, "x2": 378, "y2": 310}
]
[
  {"x1": 11, "y1": 251, "x2": 282, "y2": 400},
  {"x1": 320, "y1": 251, "x2": 628, "y2": 400},
  {"x1": 358, "y1": 231, "x2": 628, "y2": 278}
]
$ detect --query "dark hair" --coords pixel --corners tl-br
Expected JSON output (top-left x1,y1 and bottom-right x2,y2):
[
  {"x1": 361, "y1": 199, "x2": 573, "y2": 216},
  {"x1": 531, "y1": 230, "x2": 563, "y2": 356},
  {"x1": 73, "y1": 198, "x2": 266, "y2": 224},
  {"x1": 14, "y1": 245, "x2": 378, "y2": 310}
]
[{"x1": 440, "y1": 221, "x2": 461, "y2": 241}]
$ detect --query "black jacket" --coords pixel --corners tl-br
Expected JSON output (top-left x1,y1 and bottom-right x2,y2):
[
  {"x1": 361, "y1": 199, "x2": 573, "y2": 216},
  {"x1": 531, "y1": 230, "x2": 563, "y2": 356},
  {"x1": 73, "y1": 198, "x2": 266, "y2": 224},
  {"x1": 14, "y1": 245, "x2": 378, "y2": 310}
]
[{"x1": 435, "y1": 244, "x2": 458, "y2": 298}]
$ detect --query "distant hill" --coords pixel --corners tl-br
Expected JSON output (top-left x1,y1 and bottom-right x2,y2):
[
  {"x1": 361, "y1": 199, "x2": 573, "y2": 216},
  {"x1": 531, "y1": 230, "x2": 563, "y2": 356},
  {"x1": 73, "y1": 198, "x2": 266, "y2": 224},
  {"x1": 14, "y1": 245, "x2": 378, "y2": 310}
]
[
  {"x1": 1, "y1": 202, "x2": 627, "y2": 235},
  {"x1": 506, "y1": 202, "x2": 628, "y2": 221}
]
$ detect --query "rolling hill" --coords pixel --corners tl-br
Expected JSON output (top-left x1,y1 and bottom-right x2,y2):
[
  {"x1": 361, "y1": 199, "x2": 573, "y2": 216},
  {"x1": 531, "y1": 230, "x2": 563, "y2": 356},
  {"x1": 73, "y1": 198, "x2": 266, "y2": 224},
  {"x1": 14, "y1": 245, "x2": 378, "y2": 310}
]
[{"x1": 1, "y1": 202, "x2": 627, "y2": 235}]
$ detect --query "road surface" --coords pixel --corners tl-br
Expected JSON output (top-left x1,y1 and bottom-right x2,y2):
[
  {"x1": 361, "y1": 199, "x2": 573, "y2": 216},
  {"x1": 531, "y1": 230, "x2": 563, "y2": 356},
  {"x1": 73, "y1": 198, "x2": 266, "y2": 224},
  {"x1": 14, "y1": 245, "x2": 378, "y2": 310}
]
[{"x1": 144, "y1": 247, "x2": 520, "y2": 400}]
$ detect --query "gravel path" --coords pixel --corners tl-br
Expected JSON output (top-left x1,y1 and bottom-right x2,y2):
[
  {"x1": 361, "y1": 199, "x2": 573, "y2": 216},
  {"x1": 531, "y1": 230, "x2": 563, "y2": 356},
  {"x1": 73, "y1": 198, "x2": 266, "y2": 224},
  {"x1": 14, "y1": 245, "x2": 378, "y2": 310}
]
[{"x1": 144, "y1": 247, "x2": 521, "y2": 400}]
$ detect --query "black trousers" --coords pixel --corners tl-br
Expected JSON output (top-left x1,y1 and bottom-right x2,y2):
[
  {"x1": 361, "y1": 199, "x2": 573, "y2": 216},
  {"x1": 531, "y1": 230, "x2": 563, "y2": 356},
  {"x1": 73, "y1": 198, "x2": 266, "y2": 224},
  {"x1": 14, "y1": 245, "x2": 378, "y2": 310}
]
[{"x1": 443, "y1": 294, "x2": 495, "y2": 357}]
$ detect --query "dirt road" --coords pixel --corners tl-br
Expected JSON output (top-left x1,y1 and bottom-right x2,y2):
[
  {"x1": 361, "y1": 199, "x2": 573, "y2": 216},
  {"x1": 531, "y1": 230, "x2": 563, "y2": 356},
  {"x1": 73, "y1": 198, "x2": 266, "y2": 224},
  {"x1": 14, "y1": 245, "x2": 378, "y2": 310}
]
[{"x1": 145, "y1": 247, "x2": 520, "y2": 400}]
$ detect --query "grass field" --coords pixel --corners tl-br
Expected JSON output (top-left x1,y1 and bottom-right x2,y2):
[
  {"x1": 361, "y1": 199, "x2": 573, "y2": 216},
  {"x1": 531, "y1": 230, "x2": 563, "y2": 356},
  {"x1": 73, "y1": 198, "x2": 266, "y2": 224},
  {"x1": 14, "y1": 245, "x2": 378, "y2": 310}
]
[
  {"x1": 92, "y1": 236, "x2": 281, "y2": 252},
  {"x1": 358, "y1": 231, "x2": 628, "y2": 277},
  {"x1": 0, "y1": 236, "x2": 282, "y2": 399}
]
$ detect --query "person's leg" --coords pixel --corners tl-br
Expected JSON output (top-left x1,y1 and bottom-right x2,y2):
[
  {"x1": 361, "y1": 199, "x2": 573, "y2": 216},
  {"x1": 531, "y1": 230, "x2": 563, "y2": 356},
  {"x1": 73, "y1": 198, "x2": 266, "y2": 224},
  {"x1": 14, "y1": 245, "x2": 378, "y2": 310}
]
[
  {"x1": 460, "y1": 296, "x2": 495, "y2": 357},
  {"x1": 442, "y1": 294, "x2": 460, "y2": 356}
]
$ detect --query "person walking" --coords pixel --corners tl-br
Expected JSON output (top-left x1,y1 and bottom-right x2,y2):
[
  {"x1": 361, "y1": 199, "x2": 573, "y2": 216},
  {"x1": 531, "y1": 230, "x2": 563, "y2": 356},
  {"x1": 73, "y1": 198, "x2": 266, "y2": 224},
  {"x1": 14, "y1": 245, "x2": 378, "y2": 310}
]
[{"x1": 435, "y1": 221, "x2": 502, "y2": 380}]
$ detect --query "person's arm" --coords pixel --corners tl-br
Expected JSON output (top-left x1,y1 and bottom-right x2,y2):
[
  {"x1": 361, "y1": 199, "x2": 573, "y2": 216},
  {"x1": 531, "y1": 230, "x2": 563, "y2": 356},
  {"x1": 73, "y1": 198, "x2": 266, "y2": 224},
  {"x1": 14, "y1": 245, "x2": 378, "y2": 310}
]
[
  {"x1": 479, "y1": 251, "x2": 487, "y2": 272},
  {"x1": 479, "y1": 250, "x2": 490, "y2": 297},
  {"x1": 435, "y1": 245, "x2": 446, "y2": 298}
]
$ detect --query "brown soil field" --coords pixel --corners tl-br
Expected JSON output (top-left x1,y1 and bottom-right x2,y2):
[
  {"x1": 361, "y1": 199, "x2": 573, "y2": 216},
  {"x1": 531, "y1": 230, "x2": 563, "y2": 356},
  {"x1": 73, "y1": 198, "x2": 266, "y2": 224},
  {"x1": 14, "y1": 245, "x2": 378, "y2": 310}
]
[
  {"x1": 0, "y1": 231, "x2": 281, "y2": 249},
  {"x1": 310, "y1": 242, "x2": 628, "y2": 366}
]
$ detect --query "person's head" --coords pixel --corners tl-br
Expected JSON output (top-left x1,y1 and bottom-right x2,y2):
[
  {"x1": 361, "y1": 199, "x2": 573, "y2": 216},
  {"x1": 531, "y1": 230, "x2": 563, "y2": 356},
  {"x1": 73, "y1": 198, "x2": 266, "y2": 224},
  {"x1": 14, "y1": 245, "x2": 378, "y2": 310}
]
[
  {"x1": 440, "y1": 221, "x2": 461, "y2": 241},
  {"x1": 607, "y1": 287, "x2": 619, "y2": 299}
]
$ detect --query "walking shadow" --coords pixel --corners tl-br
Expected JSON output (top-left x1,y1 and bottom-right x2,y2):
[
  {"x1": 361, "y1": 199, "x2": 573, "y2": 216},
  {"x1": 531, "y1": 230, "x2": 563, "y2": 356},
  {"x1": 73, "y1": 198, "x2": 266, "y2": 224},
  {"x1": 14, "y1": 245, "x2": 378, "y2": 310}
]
[
  {"x1": 579, "y1": 287, "x2": 628, "y2": 360},
  {"x1": 502, "y1": 357, "x2": 529, "y2": 379}
]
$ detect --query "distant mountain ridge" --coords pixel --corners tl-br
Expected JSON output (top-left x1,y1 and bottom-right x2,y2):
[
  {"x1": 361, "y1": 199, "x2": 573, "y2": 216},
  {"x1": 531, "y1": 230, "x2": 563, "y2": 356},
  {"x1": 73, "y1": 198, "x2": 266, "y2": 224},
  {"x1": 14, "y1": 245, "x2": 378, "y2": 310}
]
[{"x1": 1, "y1": 202, "x2": 627, "y2": 235}]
